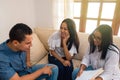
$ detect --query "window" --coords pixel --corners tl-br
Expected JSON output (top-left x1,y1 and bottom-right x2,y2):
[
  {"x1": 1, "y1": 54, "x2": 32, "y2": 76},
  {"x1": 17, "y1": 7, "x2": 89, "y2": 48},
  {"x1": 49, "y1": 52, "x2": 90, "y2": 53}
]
[
  {"x1": 73, "y1": 0, "x2": 120, "y2": 35},
  {"x1": 118, "y1": 26, "x2": 120, "y2": 36}
]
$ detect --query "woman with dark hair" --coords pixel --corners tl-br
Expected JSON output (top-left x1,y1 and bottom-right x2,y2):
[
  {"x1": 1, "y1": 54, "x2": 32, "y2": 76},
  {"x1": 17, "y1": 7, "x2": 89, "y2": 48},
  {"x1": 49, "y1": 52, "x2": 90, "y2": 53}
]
[
  {"x1": 48, "y1": 18, "x2": 79, "y2": 80},
  {"x1": 72, "y1": 24, "x2": 120, "y2": 80}
]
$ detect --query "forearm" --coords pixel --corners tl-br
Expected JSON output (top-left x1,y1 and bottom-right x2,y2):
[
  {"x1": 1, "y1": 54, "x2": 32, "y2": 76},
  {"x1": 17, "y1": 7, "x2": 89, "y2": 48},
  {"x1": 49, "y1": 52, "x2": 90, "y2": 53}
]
[
  {"x1": 80, "y1": 64, "x2": 86, "y2": 71},
  {"x1": 26, "y1": 50, "x2": 31, "y2": 64},
  {"x1": 62, "y1": 42, "x2": 72, "y2": 60},
  {"x1": 10, "y1": 69, "x2": 44, "y2": 80},
  {"x1": 21, "y1": 69, "x2": 44, "y2": 80},
  {"x1": 50, "y1": 50, "x2": 65, "y2": 63},
  {"x1": 76, "y1": 64, "x2": 87, "y2": 77}
]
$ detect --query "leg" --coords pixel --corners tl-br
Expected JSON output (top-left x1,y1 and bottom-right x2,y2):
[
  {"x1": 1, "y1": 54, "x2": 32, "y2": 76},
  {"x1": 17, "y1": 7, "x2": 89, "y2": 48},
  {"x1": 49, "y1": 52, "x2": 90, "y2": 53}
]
[
  {"x1": 72, "y1": 68, "x2": 79, "y2": 80},
  {"x1": 27, "y1": 64, "x2": 58, "y2": 80},
  {"x1": 46, "y1": 64, "x2": 58, "y2": 80},
  {"x1": 64, "y1": 60, "x2": 73, "y2": 80},
  {"x1": 64, "y1": 65, "x2": 73, "y2": 80},
  {"x1": 48, "y1": 54, "x2": 65, "y2": 80}
]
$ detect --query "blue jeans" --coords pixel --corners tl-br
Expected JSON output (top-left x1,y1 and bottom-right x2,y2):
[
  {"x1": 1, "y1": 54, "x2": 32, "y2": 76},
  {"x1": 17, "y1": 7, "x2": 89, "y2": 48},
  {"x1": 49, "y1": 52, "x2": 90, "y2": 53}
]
[
  {"x1": 18, "y1": 64, "x2": 58, "y2": 80},
  {"x1": 72, "y1": 66, "x2": 93, "y2": 80}
]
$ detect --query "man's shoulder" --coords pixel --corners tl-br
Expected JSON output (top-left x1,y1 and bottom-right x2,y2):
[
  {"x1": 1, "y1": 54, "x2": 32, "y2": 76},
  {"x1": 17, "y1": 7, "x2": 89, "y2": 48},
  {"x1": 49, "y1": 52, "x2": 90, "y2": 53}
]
[{"x1": 0, "y1": 41, "x2": 6, "y2": 52}]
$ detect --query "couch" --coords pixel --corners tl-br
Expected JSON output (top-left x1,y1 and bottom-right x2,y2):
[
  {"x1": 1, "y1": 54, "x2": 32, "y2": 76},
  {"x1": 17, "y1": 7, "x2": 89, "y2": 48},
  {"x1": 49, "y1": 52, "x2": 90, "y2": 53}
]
[{"x1": 30, "y1": 27, "x2": 120, "y2": 69}]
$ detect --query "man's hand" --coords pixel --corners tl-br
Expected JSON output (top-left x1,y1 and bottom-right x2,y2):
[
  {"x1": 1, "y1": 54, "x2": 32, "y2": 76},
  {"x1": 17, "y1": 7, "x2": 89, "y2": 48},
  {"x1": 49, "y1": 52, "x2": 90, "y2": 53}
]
[{"x1": 41, "y1": 65, "x2": 54, "y2": 76}]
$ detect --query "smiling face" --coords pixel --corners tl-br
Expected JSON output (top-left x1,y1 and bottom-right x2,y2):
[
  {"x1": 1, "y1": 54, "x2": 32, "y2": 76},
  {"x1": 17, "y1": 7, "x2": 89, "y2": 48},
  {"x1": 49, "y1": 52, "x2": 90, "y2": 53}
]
[
  {"x1": 92, "y1": 30, "x2": 102, "y2": 47},
  {"x1": 60, "y1": 22, "x2": 70, "y2": 39}
]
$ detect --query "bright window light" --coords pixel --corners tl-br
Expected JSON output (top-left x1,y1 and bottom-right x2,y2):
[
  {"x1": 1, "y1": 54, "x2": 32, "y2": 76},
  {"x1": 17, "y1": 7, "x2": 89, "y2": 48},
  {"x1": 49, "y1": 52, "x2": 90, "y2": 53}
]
[
  {"x1": 86, "y1": 20, "x2": 97, "y2": 34},
  {"x1": 73, "y1": 2, "x2": 81, "y2": 17},
  {"x1": 100, "y1": 21, "x2": 112, "y2": 26},
  {"x1": 87, "y1": 2, "x2": 100, "y2": 18},
  {"x1": 73, "y1": 19, "x2": 80, "y2": 32},
  {"x1": 101, "y1": 3, "x2": 116, "y2": 19}
]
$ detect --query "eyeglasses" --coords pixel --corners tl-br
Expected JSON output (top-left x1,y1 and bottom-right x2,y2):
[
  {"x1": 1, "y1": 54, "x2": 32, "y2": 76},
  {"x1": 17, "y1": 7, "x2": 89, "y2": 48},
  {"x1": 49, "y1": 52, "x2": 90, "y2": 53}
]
[{"x1": 92, "y1": 34, "x2": 101, "y2": 41}]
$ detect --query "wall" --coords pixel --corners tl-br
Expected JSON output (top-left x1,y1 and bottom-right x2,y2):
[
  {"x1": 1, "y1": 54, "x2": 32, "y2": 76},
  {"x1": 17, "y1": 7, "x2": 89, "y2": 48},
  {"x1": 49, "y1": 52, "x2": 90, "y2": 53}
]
[
  {"x1": 34, "y1": 0, "x2": 53, "y2": 28},
  {"x1": 0, "y1": 0, "x2": 53, "y2": 43},
  {"x1": 0, "y1": 0, "x2": 36, "y2": 43}
]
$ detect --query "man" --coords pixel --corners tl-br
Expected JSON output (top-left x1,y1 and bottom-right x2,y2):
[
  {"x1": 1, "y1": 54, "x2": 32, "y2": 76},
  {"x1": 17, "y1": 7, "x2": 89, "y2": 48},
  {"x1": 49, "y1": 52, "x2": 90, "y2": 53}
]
[{"x1": 0, "y1": 23, "x2": 58, "y2": 80}]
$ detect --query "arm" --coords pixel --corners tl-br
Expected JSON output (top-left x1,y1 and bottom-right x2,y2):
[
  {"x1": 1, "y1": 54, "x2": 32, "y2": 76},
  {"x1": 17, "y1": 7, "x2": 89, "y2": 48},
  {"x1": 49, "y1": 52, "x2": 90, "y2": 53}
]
[
  {"x1": 77, "y1": 47, "x2": 90, "y2": 77},
  {"x1": 50, "y1": 50, "x2": 71, "y2": 66},
  {"x1": 77, "y1": 64, "x2": 86, "y2": 77},
  {"x1": 26, "y1": 50, "x2": 32, "y2": 68},
  {"x1": 50, "y1": 50, "x2": 65, "y2": 64},
  {"x1": 10, "y1": 65, "x2": 53, "y2": 80},
  {"x1": 62, "y1": 34, "x2": 72, "y2": 60},
  {"x1": 62, "y1": 40, "x2": 72, "y2": 60}
]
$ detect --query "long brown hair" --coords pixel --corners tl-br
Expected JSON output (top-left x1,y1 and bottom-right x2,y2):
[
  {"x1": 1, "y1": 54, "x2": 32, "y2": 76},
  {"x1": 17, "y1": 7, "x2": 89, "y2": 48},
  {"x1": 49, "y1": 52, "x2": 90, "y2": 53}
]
[{"x1": 61, "y1": 18, "x2": 79, "y2": 53}]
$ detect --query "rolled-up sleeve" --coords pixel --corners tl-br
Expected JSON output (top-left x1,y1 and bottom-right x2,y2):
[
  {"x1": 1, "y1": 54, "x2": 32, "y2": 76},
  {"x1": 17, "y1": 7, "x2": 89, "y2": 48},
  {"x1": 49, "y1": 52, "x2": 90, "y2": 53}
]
[{"x1": 48, "y1": 31, "x2": 61, "y2": 50}]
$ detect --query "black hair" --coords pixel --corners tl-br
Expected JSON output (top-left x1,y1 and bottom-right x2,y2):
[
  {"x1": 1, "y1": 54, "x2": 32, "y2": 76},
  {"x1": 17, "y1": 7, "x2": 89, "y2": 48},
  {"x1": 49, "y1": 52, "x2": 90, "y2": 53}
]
[
  {"x1": 89, "y1": 24, "x2": 114, "y2": 59},
  {"x1": 9, "y1": 23, "x2": 32, "y2": 43},
  {"x1": 61, "y1": 18, "x2": 79, "y2": 53}
]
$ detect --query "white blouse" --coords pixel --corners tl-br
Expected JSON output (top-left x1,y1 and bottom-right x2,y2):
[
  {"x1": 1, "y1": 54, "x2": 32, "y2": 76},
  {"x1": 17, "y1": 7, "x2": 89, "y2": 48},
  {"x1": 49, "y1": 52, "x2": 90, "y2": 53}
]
[
  {"x1": 48, "y1": 31, "x2": 77, "y2": 57},
  {"x1": 81, "y1": 45, "x2": 120, "y2": 80}
]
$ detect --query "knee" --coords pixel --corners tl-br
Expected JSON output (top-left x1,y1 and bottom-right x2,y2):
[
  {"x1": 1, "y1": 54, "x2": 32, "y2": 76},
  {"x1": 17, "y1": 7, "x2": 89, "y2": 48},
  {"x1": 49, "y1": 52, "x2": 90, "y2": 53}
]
[{"x1": 51, "y1": 64, "x2": 59, "y2": 73}]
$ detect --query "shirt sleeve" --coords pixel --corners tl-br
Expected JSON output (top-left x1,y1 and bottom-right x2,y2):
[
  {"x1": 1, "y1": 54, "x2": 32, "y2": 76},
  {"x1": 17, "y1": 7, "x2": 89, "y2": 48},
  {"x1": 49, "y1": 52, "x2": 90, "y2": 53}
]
[
  {"x1": 48, "y1": 31, "x2": 61, "y2": 50},
  {"x1": 0, "y1": 54, "x2": 16, "y2": 80},
  {"x1": 99, "y1": 49, "x2": 120, "y2": 80}
]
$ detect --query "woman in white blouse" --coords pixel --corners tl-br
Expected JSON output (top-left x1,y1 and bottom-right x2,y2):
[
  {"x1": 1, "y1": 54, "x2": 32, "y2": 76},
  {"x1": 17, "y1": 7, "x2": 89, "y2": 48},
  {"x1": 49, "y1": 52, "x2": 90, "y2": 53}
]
[
  {"x1": 48, "y1": 18, "x2": 79, "y2": 80},
  {"x1": 72, "y1": 24, "x2": 120, "y2": 80}
]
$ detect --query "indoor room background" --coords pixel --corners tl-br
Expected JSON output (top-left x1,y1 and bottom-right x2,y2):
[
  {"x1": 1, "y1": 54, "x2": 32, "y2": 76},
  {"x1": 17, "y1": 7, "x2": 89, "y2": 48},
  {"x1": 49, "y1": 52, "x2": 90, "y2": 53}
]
[{"x1": 0, "y1": 0, "x2": 120, "y2": 43}]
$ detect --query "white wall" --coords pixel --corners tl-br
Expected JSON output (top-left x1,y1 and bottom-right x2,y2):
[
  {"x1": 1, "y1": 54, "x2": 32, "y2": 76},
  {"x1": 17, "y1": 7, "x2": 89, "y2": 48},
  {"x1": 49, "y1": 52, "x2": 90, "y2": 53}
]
[
  {"x1": 34, "y1": 0, "x2": 53, "y2": 28},
  {"x1": 0, "y1": 0, "x2": 53, "y2": 43},
  {"x1": 0, "y1": 0, "x2": 36, "y2": 43}
]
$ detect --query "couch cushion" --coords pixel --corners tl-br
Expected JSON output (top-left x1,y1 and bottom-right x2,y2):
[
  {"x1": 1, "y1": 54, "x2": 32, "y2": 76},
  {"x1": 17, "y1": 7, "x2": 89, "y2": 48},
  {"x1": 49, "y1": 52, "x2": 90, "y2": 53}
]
[
  {"x1": 36, "y1": 55, "x2": 48, "y2": 65},
  {"x1": 73, "y1": 32, "x2": 89, "y2": 60},
  {"x1": 113, "y1": 35, "x2": 120, "y2": 49},
  {"x1": 34, "y1": 27, "x2": 56, "y2": 51},
  {"x1": 30, "y1": 33, "x2": 47, "y2": 65}
]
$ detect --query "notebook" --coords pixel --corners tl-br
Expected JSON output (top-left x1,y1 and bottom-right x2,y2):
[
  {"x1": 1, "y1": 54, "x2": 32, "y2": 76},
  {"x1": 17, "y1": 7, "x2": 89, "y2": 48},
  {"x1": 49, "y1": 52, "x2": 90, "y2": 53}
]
[{"x1": 75, "y1": 68, "x2": 104, "y2": 80}]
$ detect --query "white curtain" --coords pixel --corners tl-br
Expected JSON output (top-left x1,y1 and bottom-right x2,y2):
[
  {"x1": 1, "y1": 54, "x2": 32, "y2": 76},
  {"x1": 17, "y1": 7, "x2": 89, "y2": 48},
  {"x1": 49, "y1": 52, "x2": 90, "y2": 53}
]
[{"x1": 52, "y1": 0, "x2": 74, "y2": 30}]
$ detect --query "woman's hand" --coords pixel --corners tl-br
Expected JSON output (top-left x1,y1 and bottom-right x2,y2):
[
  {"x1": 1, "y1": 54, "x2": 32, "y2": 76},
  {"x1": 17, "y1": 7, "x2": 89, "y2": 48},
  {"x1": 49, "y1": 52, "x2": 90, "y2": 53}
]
[
  {"x1": 95, "y1": 77, "x2": 103, "y2": 80},
  {"x1": 62, "y1": 33, "x2": 70, "y2": 44},
  {"x1": 90, "y1": 76, "x2": 103, "y2": 80},
  {"x1": 62, "y1": 60, "x2": 71, "y2": 67},
  {"x1": 77, "y1": 69, "x2": 83, "y2": 77}
]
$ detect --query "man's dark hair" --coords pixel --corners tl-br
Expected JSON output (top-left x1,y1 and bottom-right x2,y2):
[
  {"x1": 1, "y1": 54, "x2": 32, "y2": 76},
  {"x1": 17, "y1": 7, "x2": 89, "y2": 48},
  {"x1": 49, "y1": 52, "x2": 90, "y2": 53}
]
[{"x1": 9, "y1": 23, "x2": 32, "y2": 42}]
